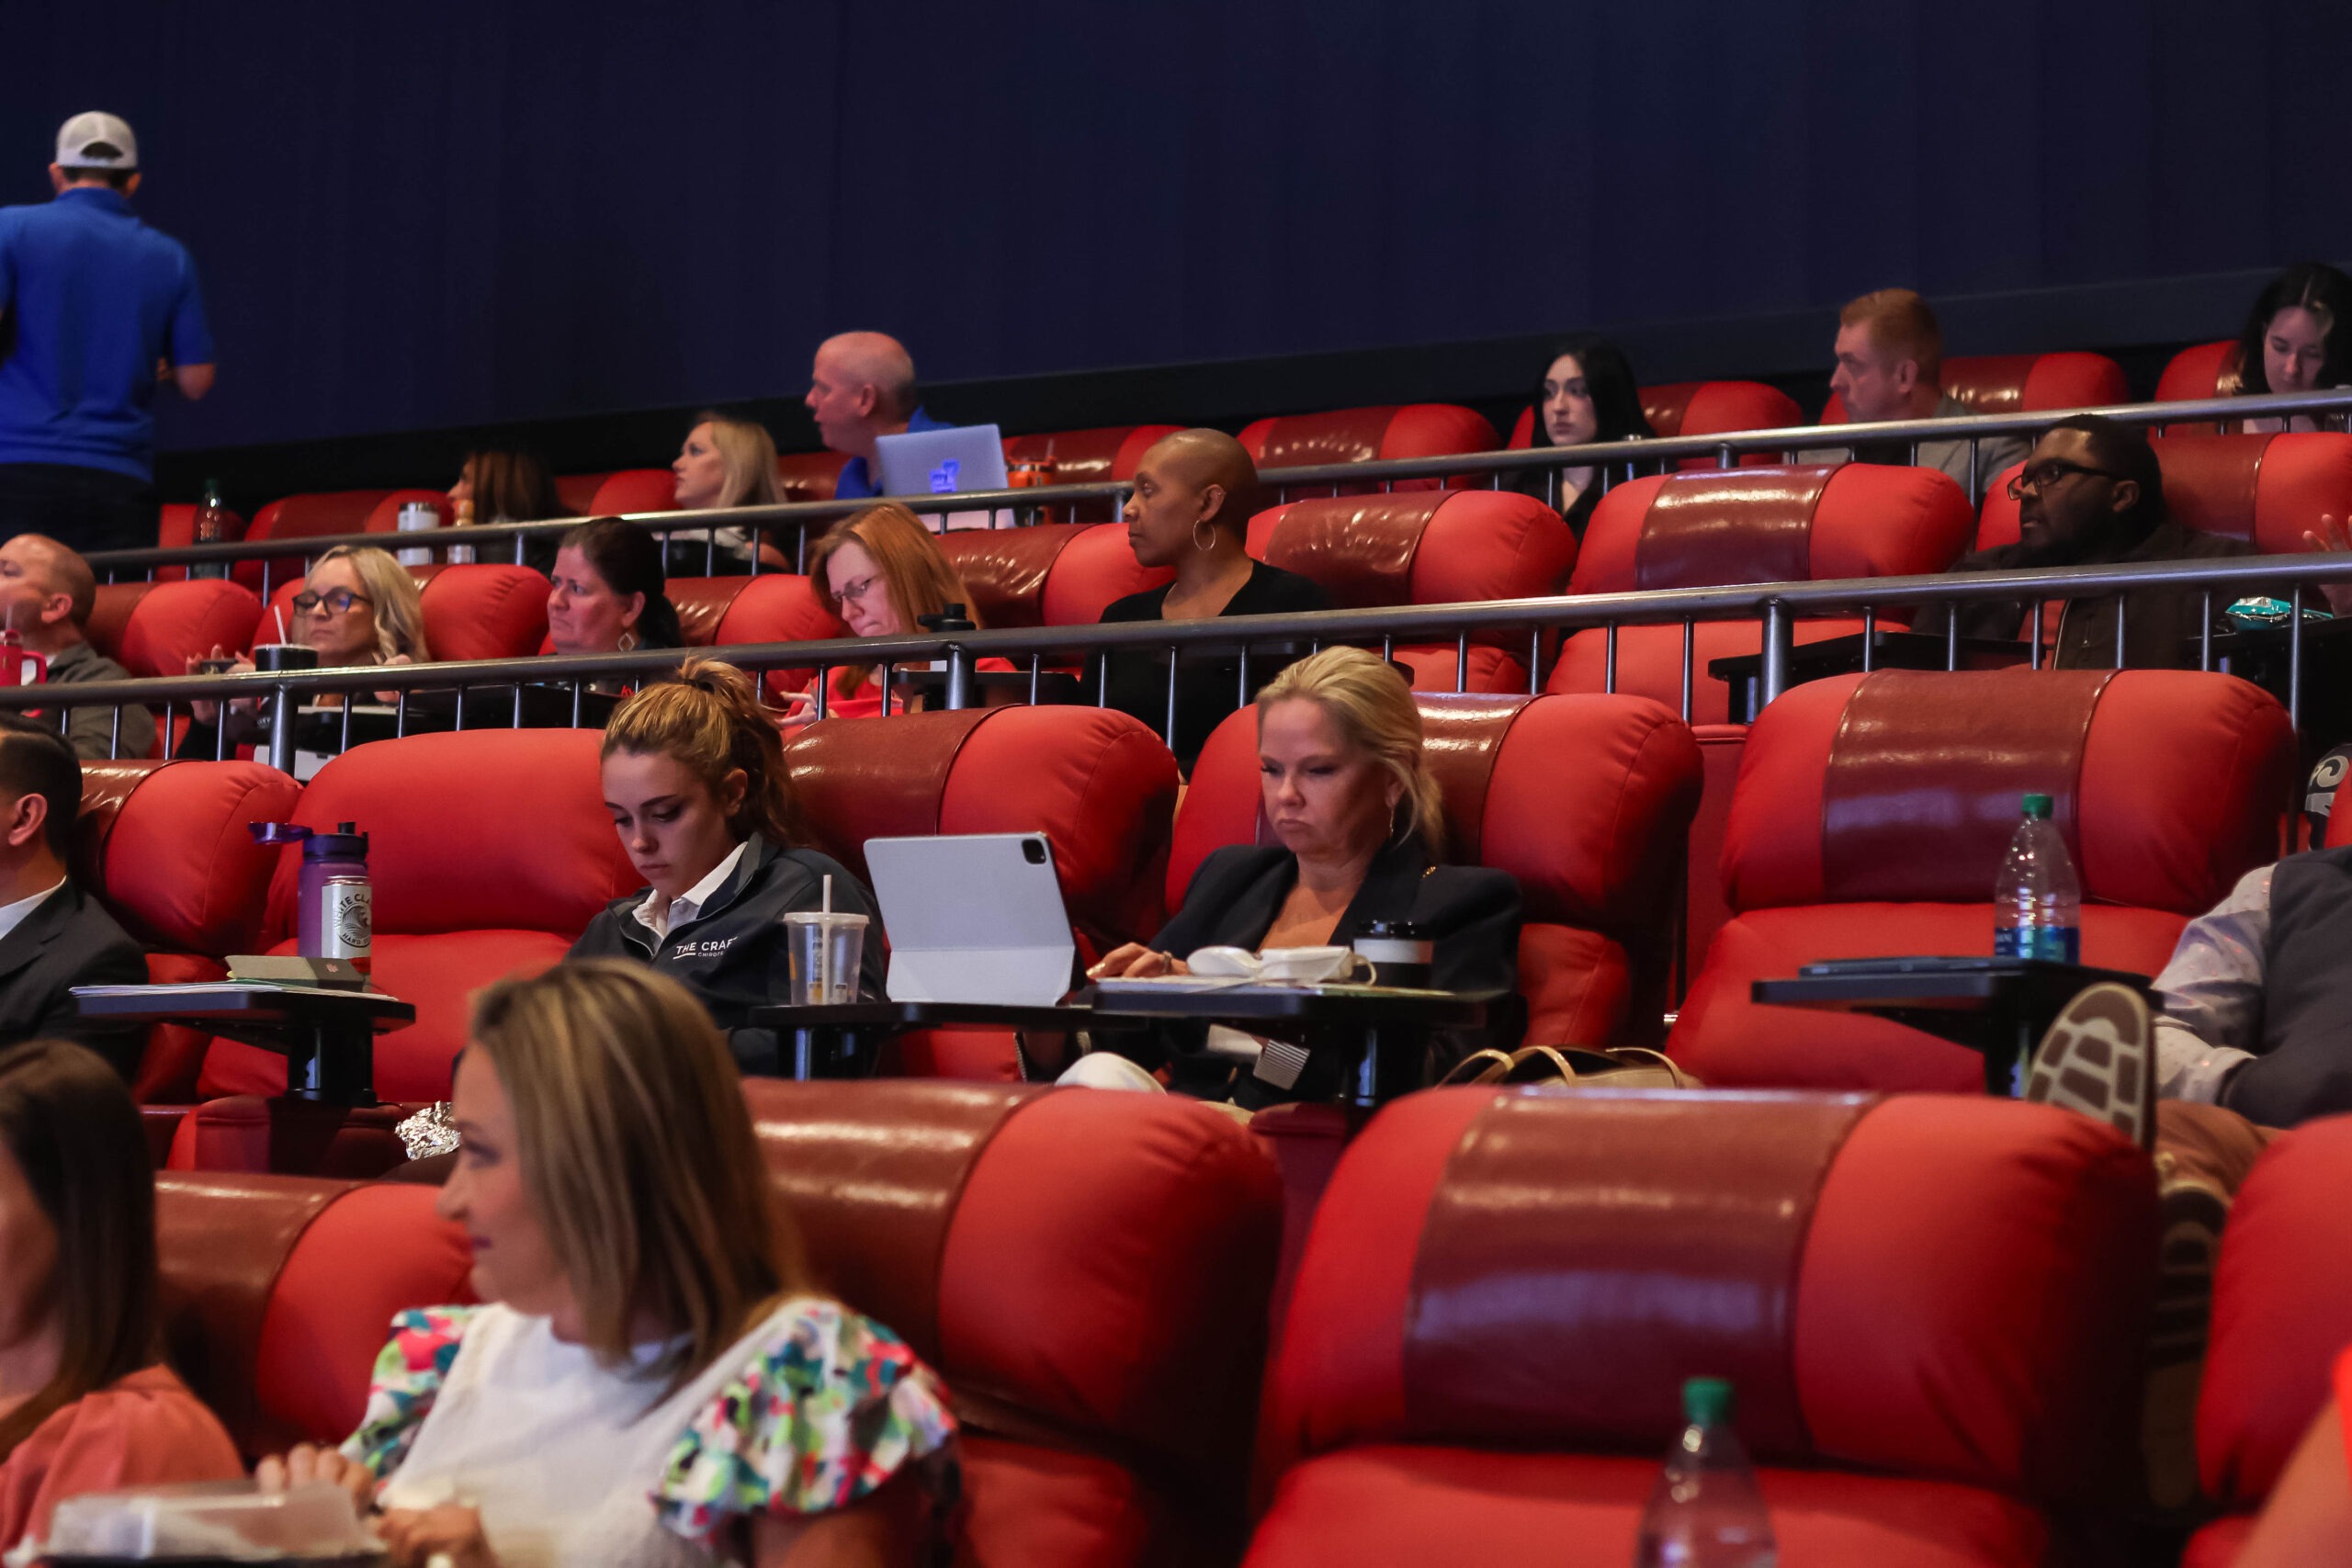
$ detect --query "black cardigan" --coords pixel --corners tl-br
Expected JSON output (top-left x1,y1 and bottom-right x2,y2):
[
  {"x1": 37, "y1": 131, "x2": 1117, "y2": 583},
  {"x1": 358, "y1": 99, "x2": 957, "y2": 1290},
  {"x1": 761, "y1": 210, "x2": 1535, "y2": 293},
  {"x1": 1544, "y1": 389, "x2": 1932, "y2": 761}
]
[
  {"x1": 1136, "y1": 838, "x2": 1524, "y2": 1100},
  {"x1": 569, "y1": 835, "x2": 886, "y2": 1077}
]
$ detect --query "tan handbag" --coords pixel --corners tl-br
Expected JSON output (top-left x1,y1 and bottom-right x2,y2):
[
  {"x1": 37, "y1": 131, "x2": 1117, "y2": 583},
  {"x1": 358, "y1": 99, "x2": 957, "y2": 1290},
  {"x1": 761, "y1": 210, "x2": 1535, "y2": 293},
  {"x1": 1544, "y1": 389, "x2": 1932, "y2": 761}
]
[{"x1": 1440, "y1": 1044, "x2": 1703, "y2": 1090}]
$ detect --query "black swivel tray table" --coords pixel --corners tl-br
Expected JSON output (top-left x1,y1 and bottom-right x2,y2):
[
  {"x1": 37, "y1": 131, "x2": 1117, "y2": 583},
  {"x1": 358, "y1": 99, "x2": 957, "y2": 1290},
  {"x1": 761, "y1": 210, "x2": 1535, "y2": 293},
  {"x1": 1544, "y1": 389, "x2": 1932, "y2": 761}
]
[
  {"x1": 72, "y1": 982, "x2": 413, "y2": 1103},
  {"x1": 1750, "y1": 958, "x2": 2152, "y2": 1095}
]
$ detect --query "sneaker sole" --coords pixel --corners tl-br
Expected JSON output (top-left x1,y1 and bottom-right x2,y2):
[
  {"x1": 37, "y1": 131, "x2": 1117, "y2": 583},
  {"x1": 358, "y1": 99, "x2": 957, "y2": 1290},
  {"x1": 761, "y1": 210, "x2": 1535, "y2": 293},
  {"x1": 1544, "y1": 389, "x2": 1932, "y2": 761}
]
[{"x1": 2024, "y1": 982, "x2": 2154, "y2": 1149}]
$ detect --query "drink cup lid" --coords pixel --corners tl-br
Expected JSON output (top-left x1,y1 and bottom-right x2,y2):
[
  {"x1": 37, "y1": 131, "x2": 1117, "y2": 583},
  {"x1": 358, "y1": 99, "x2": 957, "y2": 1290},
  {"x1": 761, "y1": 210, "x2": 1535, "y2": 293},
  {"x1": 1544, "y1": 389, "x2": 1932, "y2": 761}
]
[{"x1": 785, "y1": 909, "x2": 868, "y2": 927}]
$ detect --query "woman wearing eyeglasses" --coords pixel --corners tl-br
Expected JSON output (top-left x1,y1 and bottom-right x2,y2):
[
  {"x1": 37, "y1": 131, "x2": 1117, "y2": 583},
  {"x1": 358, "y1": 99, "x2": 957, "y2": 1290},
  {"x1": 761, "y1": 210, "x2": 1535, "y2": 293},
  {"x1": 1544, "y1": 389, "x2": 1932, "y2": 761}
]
[
  {"x1": 798, "y1": 503, "x2": 1012, "y2": 723},
  {"x1": 178, "y1": 546, "x2": 432, "y2": 767}
]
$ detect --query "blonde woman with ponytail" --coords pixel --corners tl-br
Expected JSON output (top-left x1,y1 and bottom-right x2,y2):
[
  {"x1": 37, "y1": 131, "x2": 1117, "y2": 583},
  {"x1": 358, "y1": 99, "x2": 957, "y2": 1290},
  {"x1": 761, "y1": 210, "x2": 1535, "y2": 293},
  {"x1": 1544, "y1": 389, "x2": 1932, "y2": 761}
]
[
  {"x1": 569, "y1": 658, "x2": 885, "y2": 1074},
  {"x1": 1071, "y1": 647, "x2": 1523, "y2": 1106}
]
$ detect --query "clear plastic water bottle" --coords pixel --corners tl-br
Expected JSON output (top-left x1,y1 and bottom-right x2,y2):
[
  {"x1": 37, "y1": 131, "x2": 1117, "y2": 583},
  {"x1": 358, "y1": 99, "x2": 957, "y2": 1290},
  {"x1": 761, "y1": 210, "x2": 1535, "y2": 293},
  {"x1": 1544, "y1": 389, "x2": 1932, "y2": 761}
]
[
  {"x1": 1993, "y1": 792, "x2": 2081, "y2": 964},
  {"x1": 1634, "y1": 1378, "x2": 1776, "y2": 1567}
]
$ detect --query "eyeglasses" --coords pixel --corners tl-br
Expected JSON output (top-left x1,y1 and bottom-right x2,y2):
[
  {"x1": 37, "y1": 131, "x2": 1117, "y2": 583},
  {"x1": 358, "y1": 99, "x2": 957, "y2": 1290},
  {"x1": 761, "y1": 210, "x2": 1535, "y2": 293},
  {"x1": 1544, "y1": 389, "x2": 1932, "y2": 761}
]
[
  {"x1": 833, "y1": 574, "x2": 883, "y2": 606},
  {"x1": 2006, "y1": 459, "x2": 2125, "y2": 500},
  {"x1": 292, "y1": 588, "x2": 373, "y2": 615}
]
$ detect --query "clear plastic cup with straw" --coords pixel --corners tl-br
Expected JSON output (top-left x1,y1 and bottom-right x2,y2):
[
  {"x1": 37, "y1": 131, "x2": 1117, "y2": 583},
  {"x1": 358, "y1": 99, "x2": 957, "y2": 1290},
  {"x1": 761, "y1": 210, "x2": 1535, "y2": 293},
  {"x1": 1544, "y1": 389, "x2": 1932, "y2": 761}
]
[{"x1": 785, "y1": 873, "x2": 866, "y2": 1006}]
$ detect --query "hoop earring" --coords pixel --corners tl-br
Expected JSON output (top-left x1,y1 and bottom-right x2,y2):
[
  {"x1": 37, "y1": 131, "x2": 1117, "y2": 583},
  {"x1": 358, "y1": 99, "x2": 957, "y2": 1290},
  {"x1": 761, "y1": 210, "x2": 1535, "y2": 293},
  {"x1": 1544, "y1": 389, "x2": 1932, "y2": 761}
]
[
  {"x1": 1192, "y1": 520, "x2": 1217, "y2": 552},
  {"x1": 1386, "y1": 795, "x2": 1415, "y2": 851}
]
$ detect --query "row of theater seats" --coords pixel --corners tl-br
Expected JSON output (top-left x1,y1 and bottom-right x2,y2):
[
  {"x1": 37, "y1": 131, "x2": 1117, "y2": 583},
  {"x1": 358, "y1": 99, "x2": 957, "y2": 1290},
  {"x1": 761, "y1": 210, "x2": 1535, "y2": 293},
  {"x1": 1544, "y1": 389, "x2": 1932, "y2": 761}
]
[
  {"x1": 153, "y1": 340, "x2": 2268, "y2": 566},
  {"x1": 88, "y1": 690, "x2": 1698, "y2": 1139},
  {"x1": 89, "y1": 662, "x2": 2295, "y2": 1175},
  {"x1": 151, "y1": 1075, "x2": 2352, "y2": 1565}
]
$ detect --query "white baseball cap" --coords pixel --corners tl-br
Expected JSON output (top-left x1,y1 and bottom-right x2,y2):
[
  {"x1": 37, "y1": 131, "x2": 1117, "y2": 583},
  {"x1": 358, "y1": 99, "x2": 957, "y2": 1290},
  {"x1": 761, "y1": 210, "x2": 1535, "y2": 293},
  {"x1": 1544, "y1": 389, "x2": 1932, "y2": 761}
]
[{"x1": 54, "y1": 111, "x2": 138, "y2": 171}]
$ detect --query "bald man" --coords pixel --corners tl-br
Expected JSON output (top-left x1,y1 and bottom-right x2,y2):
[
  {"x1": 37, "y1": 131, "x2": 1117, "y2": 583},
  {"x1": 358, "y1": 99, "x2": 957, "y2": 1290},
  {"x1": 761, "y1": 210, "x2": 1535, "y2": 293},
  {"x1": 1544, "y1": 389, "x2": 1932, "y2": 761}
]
[
  {"x1": 0, "y1": 534, "x2": 153, "y2": 759},
  {"x1": 805, "y1": 332, "x2": 952, "y2": 500},
  {"x1": 1097, "y1": 430, "x2": 1331, "y2": 770}
]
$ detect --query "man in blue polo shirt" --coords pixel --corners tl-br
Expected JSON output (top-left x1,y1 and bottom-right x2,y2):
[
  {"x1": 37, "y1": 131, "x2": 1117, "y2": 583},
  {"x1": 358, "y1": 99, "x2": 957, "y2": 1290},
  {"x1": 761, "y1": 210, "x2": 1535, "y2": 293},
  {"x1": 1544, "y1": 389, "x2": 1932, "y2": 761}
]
[
  {"x1": 0, "y1": 112, "x2": 216, "y2": 554},
  {"x1": 805, "y1": 331, "x2": 948, "y2": 500}
]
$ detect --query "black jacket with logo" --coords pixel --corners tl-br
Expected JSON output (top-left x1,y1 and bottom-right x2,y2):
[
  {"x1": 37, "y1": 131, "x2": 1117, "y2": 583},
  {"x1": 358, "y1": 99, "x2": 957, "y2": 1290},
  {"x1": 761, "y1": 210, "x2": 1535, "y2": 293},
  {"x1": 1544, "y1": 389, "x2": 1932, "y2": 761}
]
[{"x1": 569, "y1": 835, "x2": 886, "y2": 1076}]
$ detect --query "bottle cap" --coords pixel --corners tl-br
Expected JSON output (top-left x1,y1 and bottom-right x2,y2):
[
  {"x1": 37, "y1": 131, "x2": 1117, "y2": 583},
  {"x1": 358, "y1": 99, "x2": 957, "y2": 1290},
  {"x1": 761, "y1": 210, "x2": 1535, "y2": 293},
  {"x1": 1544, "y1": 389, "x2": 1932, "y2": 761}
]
[
  {"x1": 2020, "y1": 793, "x2": 2053, "y2": 819},
  {"x1": 1682, "y1": 1376, "x2": 1735, "y2": 1426}
]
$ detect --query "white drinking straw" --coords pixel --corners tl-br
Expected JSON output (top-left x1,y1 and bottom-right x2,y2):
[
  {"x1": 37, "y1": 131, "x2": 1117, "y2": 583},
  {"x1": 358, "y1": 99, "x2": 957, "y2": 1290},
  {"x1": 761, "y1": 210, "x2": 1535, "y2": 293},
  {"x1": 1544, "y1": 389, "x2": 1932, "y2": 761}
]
[
  {"x1": 818, "y1": 874, "x2": 834, "y2": 1000},
  {"x1": 274, "y1": 604, "x2": 288, "y2": 642}
]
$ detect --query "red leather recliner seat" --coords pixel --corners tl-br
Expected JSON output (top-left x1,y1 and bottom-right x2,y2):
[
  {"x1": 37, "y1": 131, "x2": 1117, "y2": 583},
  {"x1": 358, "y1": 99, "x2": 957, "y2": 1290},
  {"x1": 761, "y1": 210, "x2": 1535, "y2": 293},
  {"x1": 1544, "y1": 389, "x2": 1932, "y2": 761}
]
[
  {"x1": 1507, "y1": 380, "x2": 1805, "y2": 469},
  {"x1": 1179, "y1": 693, "x2": 1700, "y2": 1052},
  {"x1": 1818, "y1": 352, "x2": 2129, "y2": 424},
  {"x1": 195, "y1": 729, "x2": 640, "y2": 1109},
  {"x1": 938, "y1": 525, "x2": 1172, "y2": 630},
  {"x1": 785, "y1": 705, "x2": 1182, "y2": 1079},
  {"x1": 1001, "y1": 425, "x2": 1183, "y2": 522},
  {"x1": 1544, "y1": 464, "x2": 1978, "y2": 725},
  {"x1": 76, "y1": 758, "x2": 300, "y2": 1108},
  {"x1": 1245, "y1": 491, "x2": 1577, "y2": 694},
  {"x1": 1670, "y1": 668, "x2": 2298, "y2": 1091},
  {"x1": 236, "y1": 490, "x2": 446, "y2": 593},
  {"x1": 675, "y1": 572, "x2": 850, "y2": 696},
  {"x1": 580, "y1": 469, "x2": 678, "y2": 516},
  {"x1": 1247, "y1": 1088, "x2": 2157, "y2": 1568},
  {"x1": 776, "y1": 450, "x2": 848, "y2": 505},
  {"x1": 1975, "y1": 432, "x2": 2352, "y2": 557},
  {"x1": 748, "y1": 1079, "x2": 1279, "y2": 1566},
  {"x1": 156, "y1": 1174, "x2": 473, "y2": 1459},
  {"x1": 1239, "y1": 405, "x2": 1498, "y2": 495},
  {"x1": 156, "y1": 1080, "x2": 1282, "y2": 1568},
  {"x1": 2187, "y1": 1115, "x2": 2352, "y2": 1565},
  {"x1": 2157, "y1": 341, "x2": 2244, "y2": 408}
]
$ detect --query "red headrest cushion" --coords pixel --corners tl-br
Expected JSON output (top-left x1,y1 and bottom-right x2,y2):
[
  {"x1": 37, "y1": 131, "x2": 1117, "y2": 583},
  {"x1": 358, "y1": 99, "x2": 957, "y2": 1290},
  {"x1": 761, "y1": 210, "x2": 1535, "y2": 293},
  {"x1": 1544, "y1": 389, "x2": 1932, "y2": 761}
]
[
  {"x1": 268, "y1": 729, "x2": 639, "y2": 940},
  {"x1": 1174, "y1": 694, "x2": 1699, "y2": 933},
  {"x1": 789, "y1": 706, "x2": 1180, "y2": 950},
  {"x1": 418, "y1": 564, "x2": 549, "y2": 661},
  {"x1": 1268, "y1": 1089, "x2": 2154, "y2": 1501},
  {"x1": 1250, "y1": 491, "x2": 1576, "y2": 610},
  {"x1": 1038, "y1": 524, "x2": 1173, "y2": 626},
  {"x1": 1572, "y1": 465, "x2": 1974, "y2": 593},
  {"x1": 1723, "y1": 669, "x2": 2295, "y2": 914},
  {"x1": 82, "y1": 759, "x2": 300, "y2": 953},
  {"x1": 118, "y1": 580, "x2": 266, "y2": 679}
]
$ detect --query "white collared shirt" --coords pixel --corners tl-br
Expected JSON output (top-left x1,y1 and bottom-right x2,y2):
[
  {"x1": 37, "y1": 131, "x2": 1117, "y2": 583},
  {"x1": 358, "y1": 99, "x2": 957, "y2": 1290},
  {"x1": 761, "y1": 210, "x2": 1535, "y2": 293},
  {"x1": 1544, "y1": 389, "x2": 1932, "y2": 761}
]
[
  {"x1": 629, "y1": 842, "x2": 746, "y2": 942},
  {"x1": 0, "y1": 878, "x2": 64, "y2": 947}
]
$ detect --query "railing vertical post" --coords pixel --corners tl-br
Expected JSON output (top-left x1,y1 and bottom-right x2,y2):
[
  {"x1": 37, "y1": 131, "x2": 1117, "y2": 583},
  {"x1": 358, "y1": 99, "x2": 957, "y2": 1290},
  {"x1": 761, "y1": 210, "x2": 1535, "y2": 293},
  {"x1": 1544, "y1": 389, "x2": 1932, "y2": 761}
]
[
  {"x1": 1679, "y1": 621, "x2": 1694, "y2": 721},
  {"x1": 1860, "y1": 608, "x2": 1876, "y2": 671},
  {"x1": 265, "y1": 682, "x2": 300, "y2": 776},
  {"x1": 944, "y1": 647, "x2": 972, "y2": 710},
  {"x1": 1759, "y1": 600, "x2": 1794, "y2": 709},
  {"x1": 1602, "y1": 625, "x2": 1618, "y2": 694},
  {"x1": 2290, "y1": 587, "x2": 2306, "y2": 731}
]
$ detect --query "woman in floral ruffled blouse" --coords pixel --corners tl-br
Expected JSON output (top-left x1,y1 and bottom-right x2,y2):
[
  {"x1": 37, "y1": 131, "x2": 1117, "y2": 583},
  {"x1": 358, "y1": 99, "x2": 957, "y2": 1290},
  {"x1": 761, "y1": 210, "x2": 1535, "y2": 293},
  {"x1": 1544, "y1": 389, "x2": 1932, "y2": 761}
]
[{"x1": 256, "y1": 960, "x2": 956, "y2": 1568}]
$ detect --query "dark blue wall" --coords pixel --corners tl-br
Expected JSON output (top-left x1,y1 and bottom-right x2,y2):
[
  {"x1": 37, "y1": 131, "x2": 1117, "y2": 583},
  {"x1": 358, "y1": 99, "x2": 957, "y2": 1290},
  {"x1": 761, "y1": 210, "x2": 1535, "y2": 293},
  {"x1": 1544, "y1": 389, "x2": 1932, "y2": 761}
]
[{"x1": 7, "y1": 0, "x2": 2349, "y2": 456}]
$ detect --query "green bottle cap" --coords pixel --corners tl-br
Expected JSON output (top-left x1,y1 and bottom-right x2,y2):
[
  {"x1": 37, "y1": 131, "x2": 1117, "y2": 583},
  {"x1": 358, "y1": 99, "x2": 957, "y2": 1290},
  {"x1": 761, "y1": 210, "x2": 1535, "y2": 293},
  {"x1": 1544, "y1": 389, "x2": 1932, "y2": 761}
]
[
  {"x1": 1682, "y1": 1376, "x2": 1735, "y2": 1426},
  {"x1": 2020, "y1": 793, "x2": 2053, "y2": 819}
]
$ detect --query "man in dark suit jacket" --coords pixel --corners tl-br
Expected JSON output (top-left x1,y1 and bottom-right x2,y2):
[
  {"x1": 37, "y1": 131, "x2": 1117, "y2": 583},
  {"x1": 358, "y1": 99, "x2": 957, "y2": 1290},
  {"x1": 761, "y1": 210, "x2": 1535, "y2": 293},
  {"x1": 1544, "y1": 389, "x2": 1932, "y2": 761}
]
[{"x1": 0, "y1": 714, "x2": 145, "y2": 1071}]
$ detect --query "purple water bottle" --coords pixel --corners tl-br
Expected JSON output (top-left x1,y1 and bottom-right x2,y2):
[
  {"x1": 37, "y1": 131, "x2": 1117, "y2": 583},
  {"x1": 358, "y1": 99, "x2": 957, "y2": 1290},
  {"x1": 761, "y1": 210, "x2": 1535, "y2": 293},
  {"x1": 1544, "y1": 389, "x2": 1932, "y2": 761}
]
[{"x1": 251, "y1": 820, "x2": 372, "y2": 971}]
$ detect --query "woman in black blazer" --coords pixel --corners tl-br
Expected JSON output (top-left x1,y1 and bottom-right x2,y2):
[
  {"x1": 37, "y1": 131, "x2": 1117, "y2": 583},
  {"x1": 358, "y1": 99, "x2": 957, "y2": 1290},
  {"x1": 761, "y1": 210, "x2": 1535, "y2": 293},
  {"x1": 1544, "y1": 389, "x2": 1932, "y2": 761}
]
[{"x1": 1078, "y1": 646, "x2": 1522, "y2": 1104}]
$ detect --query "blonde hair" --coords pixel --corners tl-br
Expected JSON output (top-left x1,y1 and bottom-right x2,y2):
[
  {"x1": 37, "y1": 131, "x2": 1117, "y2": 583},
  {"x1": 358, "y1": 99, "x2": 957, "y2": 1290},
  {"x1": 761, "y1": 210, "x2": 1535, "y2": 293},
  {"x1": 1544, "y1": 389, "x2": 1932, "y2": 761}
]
[
  {"x1": 603, "y1": 657, "x2": 806, "y2": 847},
  {"x1": 696, "y1": 412, "x2": 784, "y2": 510},
  {"x1": 1257, "y1": 647, "x2": 1442, "y2": 854},
  {"x1": 468, "y1": 960, "x2": 809, "y2": 1390},
  {"x1": 311, "y1": 545, "x2": 430, "y2": 663},
  {"x1": 1838, "y1": 288, "x2": 1944, "y2": 386},
  {"x1": 807, "y1": 502, "x2": 979, "y2": 698}
]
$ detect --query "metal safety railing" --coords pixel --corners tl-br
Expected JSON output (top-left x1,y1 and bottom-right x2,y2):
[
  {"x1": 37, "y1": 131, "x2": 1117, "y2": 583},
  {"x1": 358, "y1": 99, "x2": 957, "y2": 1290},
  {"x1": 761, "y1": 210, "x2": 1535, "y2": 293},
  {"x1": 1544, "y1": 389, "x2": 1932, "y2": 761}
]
[
  {"x1": 85, "y1": 387, "x2": 2352, "y2": 592},
  {"x1": 17, "y1": 549, "x2": 2352, "y2": 772}
]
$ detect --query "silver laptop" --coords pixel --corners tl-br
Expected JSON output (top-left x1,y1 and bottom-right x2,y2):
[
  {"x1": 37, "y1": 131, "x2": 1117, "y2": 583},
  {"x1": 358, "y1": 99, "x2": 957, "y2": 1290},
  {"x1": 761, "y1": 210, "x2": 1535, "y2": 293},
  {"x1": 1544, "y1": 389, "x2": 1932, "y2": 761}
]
[
  {"x1": 863, "y1": 832, "x2": 1076, "y2": 1004},
  {"x1": 874, "y1": 423, "x2": 1009, "y2": 531}
]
